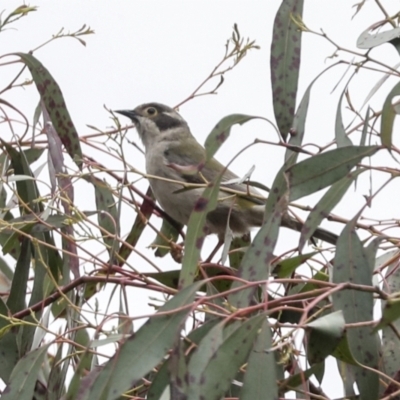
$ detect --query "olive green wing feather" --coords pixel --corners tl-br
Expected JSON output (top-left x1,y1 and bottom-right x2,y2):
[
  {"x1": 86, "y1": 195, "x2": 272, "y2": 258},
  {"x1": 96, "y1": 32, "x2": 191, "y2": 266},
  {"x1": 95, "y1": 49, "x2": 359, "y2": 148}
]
[{"x1": 164, "y1": 139, "x2": 264, "y2": 205}]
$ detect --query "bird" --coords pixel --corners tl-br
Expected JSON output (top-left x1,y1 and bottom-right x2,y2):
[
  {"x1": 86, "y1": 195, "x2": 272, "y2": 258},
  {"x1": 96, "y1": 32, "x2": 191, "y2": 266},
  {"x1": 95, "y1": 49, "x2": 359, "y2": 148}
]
[{"x1": 115, "y1": 103, "x2": 338, "y2": 245}]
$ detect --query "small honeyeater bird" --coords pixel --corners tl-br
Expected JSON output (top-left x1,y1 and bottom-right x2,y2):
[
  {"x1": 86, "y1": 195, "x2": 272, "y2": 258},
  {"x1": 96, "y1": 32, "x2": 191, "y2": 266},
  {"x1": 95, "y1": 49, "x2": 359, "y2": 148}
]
[{"x1": 115, "y1": 103, "x2": 337, "y2": 245}]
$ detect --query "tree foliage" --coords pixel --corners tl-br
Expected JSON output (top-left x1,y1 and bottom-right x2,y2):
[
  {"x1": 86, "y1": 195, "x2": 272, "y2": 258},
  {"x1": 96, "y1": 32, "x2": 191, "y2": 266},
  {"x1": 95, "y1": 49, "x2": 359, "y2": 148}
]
[{"x1": 0, "y1": 2, "x2": 400, "y2": 399}]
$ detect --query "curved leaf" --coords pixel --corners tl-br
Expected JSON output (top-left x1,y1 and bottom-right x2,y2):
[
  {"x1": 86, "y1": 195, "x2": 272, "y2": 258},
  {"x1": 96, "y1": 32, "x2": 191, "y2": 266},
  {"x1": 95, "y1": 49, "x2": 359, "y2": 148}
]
[
  {"x1": 187, "y1": 315, "x2": 264, "y2": 399},
  {"x1": 204, "y1": 114, "x2": 259, "y2": 161},
  {"x1": 118, "y1": 186, "x2": 156, "y2": 264},
  {"x1": 6, "y1": 238, "x2": 30, "y2": 314},
  {"x1": 228, "y1": 195, "x2": 283, "y2": 308},
  {"x1": 332, "y1": 220, "x2": 379, "y2": 400},
  {"x1": 285, "y1": 72, "x2": 313, "y2": 162},
  {"x1": 381, "y1": 80, "x2": 400, "y2": 149},
  {"x1": 146, "y1": 360, "x2": 170, "y2": 400},
  {"x1": 299, "y1": 169, "x2": 364, "y2": 250},
  {"x1": 273, "y1": 251, "x2": 317, "y2": 278},
  {"x1": 240, "y1": 319, "x2": 278, "y2": 400},
  {"x1": 357, "y1": 26, "x2": 400, "y2": 51},
  {"x1": 74, "y1": 282, "x2": 202, "y2": 400},
  {"x1": 0, "y1": 298, "x2": 18, "y2": 383},
  {"x1": 286, "y1": 145, "x2": 379, "y2": 201},
  {"x1": 88, "y1": 176, "x2": 120, "y2": 260},
  {"x1": 335, "y1": 89, "x2": 353, "y2": 147},
  {"x1": 179, "y1": 175, "x2": 223, "y2": 289},
  {"x1": 15, "y1": 53, "x2": 83, "y2": 168},
  {"x1": 152, "y1": 218, "x2": 182, "y2": 258},
  {"x1": 271, "y1": 0, "x2": 304, "y2": 140},
  {"x1": 2, "y1": 343, "x2": 51, "y2": 400},
  {"x1": 306, "y1": 311, "x2": 345, "y2": 364},
  {"x1": 381, "y1": 252, "x2": 400, "y2": 381}
]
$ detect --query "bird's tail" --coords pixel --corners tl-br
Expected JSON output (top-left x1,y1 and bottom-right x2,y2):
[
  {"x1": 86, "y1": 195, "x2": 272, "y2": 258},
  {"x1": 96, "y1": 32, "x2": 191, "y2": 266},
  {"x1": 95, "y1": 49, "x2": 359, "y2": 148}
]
[{"x1": 248, "y1": 205, "x2": 338, "y2": 245}]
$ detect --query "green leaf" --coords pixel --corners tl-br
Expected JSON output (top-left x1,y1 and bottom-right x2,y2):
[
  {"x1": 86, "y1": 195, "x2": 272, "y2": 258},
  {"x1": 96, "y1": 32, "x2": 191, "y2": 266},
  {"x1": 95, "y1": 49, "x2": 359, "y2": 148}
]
[
  {"x1": 357, "y1": 26, "x2": 400, "y2": 50},
  {"x1": 300, "y1": 269, "x2": 328, "y2": 293},
  {"x1": 2, "y1": 343, "x2": 51, "y2": 400},
  {"x1": 273, "y1": 251, "x2": 317, "y2": 278},
  {"x1": 0, "y1": 148, "x2": 45, "y2": 169},
  {"x1": 147, "y1": 319, "x2": 221, "y2": 400},
  {"x1": 74, "y1": 328, "x2": 92, "y2": 371},
  {"x1": 240, "y1": 319, "x2": 278, "y2": 400},
  {"x1": 280, "y1": 364, "x2": 320, "y2": 392},
  {"x1": 88, "y1": 176, "x2": 120, "y2": 260},
  {"x1": 380, "y1": 80, "x2": 400, "y2": 149},
  {"x1": 306, "y1": 311, "x2": 345, "y2": 364},
  {"x1": 337, "y1": 361, "x2": 357, "y2": 397},
  {"x1": 0, "y1": 332, "x2": 18, "y2": 384},
  {"x1": 271, "y1": 0, "x2": 304, "y2": 140},
  {"x1": 228, "y1": 196, "x2": 283, "y2": 309},
  {"x1": 19, "y1": 238, "x2": 48, "y2": 355},
  {"x1": 376, "y1": 295, "x2": 400, "y2": 330},
  {"x1": 146, "y1": 359, "x2": 170, "y2": 400},
  {"x1": 0, "y1": 213, "x2": 75, "y2": 235},
  {"x1": 0, "y1": 297, "x2": 18, "y2": 383},
  {"x1": 360, "y1": 107, "x2": 370, "y2": 147},
  {"x1": 187, "y1": 315, "x2": 265, "y2": 399},
  {"x1": 332, "y1": 219, "x2": 379, "y2": 400},
  {"x1": 380, "y1": 251, "x2": 400, "y2": 380},
  {"x1": 73, "y1": 282, "x2": 202, "y2": 400},
  {"x1": 146, "y1": 266, "x2": 233, "y2": 292},
  {"x1": 187, "y1": 318, "x2": 228, "y2": 389},
  {"x1": 15, "y1": 53, "x2": 83, "y2": 168},
  {"x1": 204, "y1": 114, "x2": 259, "y2": 161},
  {"x1": 47, "y1": 341, "x2": 66, "y2": 399},
  {"x1": 145, "y1": 270, "x2": 181, "y2": 289},
  {"x1": 299, "y1": 169, "x2": 364, "y2": 250},
  {"x1": 169, "y1": 339, "x2": 188, "y2": 399},
  {"x1": 179, "y1": 175, "x2": 223, "y2": 288},
  {"x1": 118, "y1": 186, "x2": 156, "y2": 264},
  {"x1": 0, "y1": 140, "x2": 41, "y2": 214},
  {"x1": 332, "y1": 336, "x2": 359, "y2": 365},
  {"x1": 0, "y1": 255, "x2": 13, "y2": 281},
  {"x1": 286, "y1": 145, "x2": 379, "y2": 201},
  {"x1": 228, "y1": 157, "x2": 295, "y2": 309},
  {"x1": 267, "y1": 153, "x2": 296, "y2": 217},
  {"x1": 6, "y1": 238, "x2": 30, "y2": 314},
  {"x1": 286, "y1": 65, "x2": 337, "y2": 161},
  {"x1": 285, "y1": 75, "x2": 312, "y2": 162},
  {"x1": 152, "y1": 218, "x2": 182, "y2": 258},
  {"x1": 228, "y1": 233, "x2": 251, "y2": 269},
  {"x1": 335, "y1": 89, "x2": 353, "y2": 147}
]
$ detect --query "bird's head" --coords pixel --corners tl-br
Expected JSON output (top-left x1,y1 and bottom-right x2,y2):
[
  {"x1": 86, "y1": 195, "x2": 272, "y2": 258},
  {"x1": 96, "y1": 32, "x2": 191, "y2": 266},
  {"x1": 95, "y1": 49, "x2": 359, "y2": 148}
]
[{"x1": 115, "y1": 103, "x2": 191, "y2": 149}]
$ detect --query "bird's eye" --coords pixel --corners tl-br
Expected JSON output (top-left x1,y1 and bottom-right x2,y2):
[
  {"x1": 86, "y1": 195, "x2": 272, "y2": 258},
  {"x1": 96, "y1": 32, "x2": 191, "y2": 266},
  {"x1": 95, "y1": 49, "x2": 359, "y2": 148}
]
[{"x1": 146, "y1": 107, "x2": 157, "y2": 116}]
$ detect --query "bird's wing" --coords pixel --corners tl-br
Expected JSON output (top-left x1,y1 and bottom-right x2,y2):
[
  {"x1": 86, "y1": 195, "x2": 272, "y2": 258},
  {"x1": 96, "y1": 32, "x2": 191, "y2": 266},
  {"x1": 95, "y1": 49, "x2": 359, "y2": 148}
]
[{"x1": 164, "y1": 140, "x2": 264, "y2": 205}]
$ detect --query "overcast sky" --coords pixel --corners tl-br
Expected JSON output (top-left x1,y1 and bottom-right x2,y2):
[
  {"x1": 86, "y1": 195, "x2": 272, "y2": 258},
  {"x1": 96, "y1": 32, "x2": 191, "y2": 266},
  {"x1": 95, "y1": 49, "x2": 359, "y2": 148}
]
[{"x1": 2, "y1": 1, "x2": 399, "y2": 397}]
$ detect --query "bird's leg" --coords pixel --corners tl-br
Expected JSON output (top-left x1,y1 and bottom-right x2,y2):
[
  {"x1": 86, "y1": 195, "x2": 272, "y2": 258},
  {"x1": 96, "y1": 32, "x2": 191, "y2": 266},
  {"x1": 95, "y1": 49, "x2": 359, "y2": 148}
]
[{"x1": 204, "y1": 236, "x2": 224, "y2": 263}]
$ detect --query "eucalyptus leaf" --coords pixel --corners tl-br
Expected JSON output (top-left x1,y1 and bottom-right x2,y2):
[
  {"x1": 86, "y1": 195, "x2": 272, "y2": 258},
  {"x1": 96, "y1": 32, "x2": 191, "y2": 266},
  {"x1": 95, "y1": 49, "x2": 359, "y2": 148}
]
[
  {"x1": 357, "y1": 26, "x2": 400, "y2": 51},
  {"x1": 381, "y1": 80, "x2": 400, "y2": 149},
  {"x1": 179, "y1": 175, "x2": 223, "y2": 288},
  {"x1": 335, "y1": 88, "x2": 353, "y2": 147},
  {"x1": 74, "y1": 282, "x2": 203, "y2": 400},
  {"x1": 16, "y1": 53, "x2": 82, "y2": 168},
  {"x1": 187, "y1": 315, "x2": 265, "y2": 400},
  {"x1": 204, "y1": 114, "x2": 259, "y2": 161},
  {"x1": 2, "y1": 343, "x2": 51, "y2": 400},
  {"x1": 240, "y1": 319, "x2": 278, "y2": 400},
  {"x1": 286, "y1": 145, "x2": 379, "y2": 201},
  {"x1": 271, "y1": 0, "x2": 304, "y2": 140},
  {"x1": 332, "y1": 219, "x2": 379, "y2": 400}
]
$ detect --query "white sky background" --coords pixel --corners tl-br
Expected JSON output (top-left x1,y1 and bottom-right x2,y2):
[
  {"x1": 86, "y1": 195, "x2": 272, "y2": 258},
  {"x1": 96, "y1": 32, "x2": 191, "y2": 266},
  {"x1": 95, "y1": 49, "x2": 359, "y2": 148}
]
[{"x1": 2, "y1": 0, "x2": 400, "y2": 397}]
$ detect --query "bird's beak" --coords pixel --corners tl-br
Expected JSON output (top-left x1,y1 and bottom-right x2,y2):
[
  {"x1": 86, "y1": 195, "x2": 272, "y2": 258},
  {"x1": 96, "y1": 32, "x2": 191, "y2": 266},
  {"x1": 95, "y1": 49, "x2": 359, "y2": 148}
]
[{"x1": 114, "y1": 110, "x2": 139, "y2": 122}]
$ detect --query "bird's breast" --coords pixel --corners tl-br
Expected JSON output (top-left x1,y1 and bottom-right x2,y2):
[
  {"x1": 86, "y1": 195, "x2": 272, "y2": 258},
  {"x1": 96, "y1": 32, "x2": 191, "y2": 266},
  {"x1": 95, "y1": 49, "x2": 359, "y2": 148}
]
[{"x1": 145, "y1": 144, "x2": 195, "y2": 226}]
